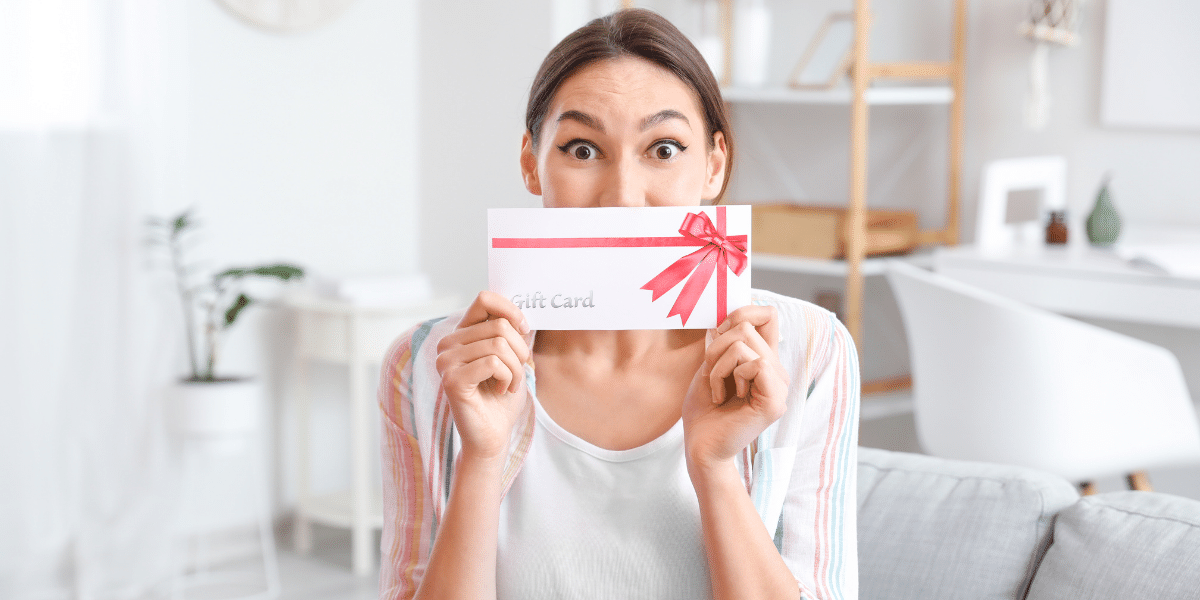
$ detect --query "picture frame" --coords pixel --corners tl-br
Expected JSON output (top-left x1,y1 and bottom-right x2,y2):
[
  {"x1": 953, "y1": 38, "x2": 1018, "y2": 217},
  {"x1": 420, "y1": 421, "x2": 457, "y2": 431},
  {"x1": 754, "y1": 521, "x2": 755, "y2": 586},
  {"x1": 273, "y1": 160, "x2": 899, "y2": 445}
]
[
  {"x1": 975, "y1": 155, "x2": 1067, "y2": 252},
  {"x1": 788, "y1": 12, "x2": 856, "y2": 90}
]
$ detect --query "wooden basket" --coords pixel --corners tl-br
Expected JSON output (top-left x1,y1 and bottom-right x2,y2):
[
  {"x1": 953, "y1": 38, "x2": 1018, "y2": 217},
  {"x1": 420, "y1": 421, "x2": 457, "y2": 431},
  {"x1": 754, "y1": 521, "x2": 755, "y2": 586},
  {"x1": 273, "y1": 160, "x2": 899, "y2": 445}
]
[{"x1": 751, "y1": 203, "x2": 918, "y2": 260}]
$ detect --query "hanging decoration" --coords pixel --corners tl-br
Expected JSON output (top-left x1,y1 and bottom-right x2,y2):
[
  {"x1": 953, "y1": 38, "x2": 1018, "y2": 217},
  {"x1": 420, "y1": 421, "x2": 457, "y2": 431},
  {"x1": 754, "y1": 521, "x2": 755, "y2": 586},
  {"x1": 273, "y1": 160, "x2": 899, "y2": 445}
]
[{"x1": 1019, "y1": 0, "x2": 1084, "y2": 131}]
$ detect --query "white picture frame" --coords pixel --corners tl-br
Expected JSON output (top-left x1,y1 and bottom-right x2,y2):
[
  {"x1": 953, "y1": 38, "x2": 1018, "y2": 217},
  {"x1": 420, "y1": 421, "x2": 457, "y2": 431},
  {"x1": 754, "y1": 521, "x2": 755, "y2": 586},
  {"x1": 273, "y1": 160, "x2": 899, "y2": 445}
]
[
  {"x1": 1102, "y1": 0, "x2": 1200, "y2": 132},
  {"x1": 976, "y1": 156, "x2": 1067, "y2": 252},
  {"x1": 788, "y1": 12, "x2": 855, "y2": 91}
]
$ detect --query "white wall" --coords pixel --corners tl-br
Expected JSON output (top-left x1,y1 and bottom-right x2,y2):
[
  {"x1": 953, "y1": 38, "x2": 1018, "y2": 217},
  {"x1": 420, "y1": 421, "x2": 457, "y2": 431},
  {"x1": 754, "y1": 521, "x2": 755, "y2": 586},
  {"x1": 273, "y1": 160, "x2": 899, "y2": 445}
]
[
  {"x1": 186, "y1": 0, "x2": 419, "y2": 277},
  {"x1": 417, "y1": 0, "x2": 554, "y2": 295},
  {"x1": 179, "y1": 0, "x2": 420, "y2": 513}
]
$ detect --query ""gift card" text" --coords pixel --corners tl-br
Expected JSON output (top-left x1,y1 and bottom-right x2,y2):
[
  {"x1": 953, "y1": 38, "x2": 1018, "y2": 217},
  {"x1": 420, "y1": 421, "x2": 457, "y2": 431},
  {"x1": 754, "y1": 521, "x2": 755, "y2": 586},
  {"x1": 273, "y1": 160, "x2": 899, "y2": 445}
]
[{"x1": 512, "y1": 291, "x2": 595, "y2": 310}]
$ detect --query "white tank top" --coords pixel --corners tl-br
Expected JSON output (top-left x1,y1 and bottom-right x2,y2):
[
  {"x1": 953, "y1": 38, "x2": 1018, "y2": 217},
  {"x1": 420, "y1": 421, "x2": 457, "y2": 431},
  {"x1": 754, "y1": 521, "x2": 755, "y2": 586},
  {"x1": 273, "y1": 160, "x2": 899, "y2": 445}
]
[{"x1": 496, "y1": 395, "x2": 712, "y2": 600}]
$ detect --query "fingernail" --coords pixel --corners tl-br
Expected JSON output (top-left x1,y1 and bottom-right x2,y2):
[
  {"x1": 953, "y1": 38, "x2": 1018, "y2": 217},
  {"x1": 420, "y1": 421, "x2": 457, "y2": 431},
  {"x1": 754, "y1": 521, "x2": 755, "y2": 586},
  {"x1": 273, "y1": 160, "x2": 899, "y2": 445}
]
[{"x1": 519, "y1": 319, "x2": 531, "y2": 335}]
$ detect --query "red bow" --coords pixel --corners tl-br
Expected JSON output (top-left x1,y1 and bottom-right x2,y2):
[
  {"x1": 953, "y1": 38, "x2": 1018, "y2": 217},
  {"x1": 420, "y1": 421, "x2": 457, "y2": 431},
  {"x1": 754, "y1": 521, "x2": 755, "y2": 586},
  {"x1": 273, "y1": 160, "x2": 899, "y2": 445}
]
[{"x1": 642, "y1": 208, "x2": 748, "y2": 326}]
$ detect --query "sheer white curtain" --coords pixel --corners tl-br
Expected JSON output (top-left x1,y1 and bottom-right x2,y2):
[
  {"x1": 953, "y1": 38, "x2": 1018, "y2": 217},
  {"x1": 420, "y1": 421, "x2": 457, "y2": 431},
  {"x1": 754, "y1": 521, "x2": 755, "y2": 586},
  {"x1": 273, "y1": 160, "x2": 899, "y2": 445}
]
[{"x1": 0, "y1": 1, "x2": 187, "y2": 597}]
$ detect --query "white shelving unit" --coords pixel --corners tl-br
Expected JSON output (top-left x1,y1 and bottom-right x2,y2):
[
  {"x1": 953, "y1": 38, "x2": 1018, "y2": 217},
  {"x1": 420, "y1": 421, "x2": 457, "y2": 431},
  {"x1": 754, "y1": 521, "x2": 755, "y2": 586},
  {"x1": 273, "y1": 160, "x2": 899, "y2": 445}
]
[
  {"x1": 286, "y1": 293, "x2": 462, "y2": 576},
  {"x1": 717, "y1": 0, "x2": 967, "y2": 396}
]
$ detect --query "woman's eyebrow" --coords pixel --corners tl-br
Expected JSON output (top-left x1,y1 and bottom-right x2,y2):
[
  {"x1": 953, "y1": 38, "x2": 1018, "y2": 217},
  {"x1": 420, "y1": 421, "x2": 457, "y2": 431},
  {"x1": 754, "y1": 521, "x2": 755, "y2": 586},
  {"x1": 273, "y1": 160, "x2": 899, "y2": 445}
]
[
  {"x1": 556, "y1": 110, "x2": 605, "y2": 133},
  {"x1": 641, "y1": 109, "x2": 690, "y2": 131}
]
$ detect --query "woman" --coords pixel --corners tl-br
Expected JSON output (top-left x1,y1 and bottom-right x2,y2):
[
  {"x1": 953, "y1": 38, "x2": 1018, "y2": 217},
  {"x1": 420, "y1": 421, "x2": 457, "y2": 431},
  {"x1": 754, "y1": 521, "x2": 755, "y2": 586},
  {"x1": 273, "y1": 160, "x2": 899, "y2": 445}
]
[{"x1": 379, "y1": 9, "x2": 858, "y2": 600}]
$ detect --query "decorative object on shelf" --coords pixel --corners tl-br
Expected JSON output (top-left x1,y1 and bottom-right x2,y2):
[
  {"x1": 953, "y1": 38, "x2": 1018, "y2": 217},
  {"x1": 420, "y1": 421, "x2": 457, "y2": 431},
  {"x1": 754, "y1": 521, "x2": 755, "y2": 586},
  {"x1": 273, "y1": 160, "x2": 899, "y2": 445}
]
[
  {"x1": 976, "y1": 156, "x2": 1067, "y2": 252},
  {"x1": 732, "y1": 0, "x2": 772, "y2": 87},
  {"x1": 690, "y1": 0, "x2": 727, "y2": 81},
  {"x1": 1045, "y1": 210, "x2": 1069, "y2": 244},
  {"x1": 215, "y1": 0, "x2": 357, "y2": 33},
  {"x1": 1086, "y1": 173, "x2": 1122, "y2": 246},
  {"x1": 1019, "y1": 0, "x2": 1083, "y2": 131},
  {"x1": 788, "y1": 12, "x2": 855, "y2": 91},
  {"x1": 147, "y1": 210, "x2": 304, "y2": 440},
  {"x1": 752, "y1": 203, "x2": 918, "y2": 260}
]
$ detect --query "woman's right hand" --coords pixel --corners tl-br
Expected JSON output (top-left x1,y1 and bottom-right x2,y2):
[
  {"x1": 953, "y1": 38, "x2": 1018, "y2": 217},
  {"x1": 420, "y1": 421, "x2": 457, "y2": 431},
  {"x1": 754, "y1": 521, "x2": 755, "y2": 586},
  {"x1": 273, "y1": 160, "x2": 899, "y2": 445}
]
[{"x1": 435, "y1": 291, "x2": 532, "y2": 461}]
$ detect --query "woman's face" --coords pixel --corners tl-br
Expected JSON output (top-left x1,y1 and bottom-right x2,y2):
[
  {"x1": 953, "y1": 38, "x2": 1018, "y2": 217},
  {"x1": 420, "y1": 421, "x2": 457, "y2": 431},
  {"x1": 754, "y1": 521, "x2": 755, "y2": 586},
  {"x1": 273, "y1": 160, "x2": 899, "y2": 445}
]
[{"x1": 521, "y1": 56, "x2": 727, "y2": 208}]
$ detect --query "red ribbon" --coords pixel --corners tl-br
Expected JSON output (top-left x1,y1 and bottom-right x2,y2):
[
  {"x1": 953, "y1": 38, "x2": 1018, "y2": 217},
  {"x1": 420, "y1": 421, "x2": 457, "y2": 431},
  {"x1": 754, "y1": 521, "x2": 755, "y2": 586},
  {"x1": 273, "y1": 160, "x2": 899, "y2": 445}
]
[
  {"x1": 490, "y1": 206, "x2": 748, "y2": 326},
  {"x1": 641, "y1": 207, "x2": 748, "y2": 326}
]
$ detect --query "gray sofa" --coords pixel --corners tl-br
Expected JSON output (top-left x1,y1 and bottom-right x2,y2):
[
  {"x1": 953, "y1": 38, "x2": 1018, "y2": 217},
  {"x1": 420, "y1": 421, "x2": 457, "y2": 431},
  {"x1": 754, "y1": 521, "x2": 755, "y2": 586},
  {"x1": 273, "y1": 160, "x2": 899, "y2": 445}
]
[{"x1": 858, "y1": 447, "x2": 1200, "y2": 600}]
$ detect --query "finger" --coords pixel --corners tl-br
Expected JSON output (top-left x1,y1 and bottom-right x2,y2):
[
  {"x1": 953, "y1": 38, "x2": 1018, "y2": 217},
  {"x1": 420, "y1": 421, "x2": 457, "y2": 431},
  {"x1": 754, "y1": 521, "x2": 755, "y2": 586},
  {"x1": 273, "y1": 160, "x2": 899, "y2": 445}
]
[
  {"x1": 706, "y1": 320, "x2": 773, "y2": 367},
  {"x1": 438, "y1": 317, "x2": 531, "y2": 363},
  {"x1": 439, "y1": 337, "x2": 526, "y2": 393},
  {"x1": 458, "y1": 291, "x2": 529, "y2": 334},
  {"x1": 734, "y1": 359, "x2": 788, "y2": 421},
  {"x1": 708, "y1": 341, "x2": 759, "y2": 404},
  {"x1": 445, "y1": 354, "x2": 513, "y2": 398},
  {"x1": 715, "y1": 305, "x2": 779, "y2": 349}
]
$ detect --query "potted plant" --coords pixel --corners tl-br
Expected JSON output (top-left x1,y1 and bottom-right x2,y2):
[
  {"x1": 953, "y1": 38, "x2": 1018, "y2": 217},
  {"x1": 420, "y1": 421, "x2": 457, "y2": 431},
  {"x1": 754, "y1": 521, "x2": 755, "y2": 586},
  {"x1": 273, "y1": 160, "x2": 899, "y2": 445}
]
[{"x1": 147, "y1": 210, "x2": 304, "y2": 444}]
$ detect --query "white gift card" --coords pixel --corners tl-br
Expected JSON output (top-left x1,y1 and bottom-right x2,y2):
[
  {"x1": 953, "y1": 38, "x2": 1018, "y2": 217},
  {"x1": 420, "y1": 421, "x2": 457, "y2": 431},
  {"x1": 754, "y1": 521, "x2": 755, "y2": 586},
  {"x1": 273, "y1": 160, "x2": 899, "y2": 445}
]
[{"x1": 488, "y1": 206, "x2": 751, "y2": 330}]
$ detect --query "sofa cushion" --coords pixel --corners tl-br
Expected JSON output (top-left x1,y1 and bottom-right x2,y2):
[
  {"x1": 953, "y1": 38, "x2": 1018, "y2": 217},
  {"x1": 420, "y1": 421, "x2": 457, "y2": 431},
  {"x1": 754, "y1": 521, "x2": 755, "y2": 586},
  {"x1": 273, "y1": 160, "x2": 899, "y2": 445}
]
[
  {"x1": 857, "y1": 447, "x2": 1079, "y2": 600},
  {"x1": 1026, "y1": 491, "x2": 1200, "y2": 600}
]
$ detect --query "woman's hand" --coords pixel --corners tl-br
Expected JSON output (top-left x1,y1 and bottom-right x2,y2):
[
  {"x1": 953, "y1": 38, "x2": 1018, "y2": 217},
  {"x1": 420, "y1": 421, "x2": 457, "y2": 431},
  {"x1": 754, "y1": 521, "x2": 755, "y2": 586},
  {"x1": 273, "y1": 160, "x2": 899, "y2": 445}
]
[
  {"x1": 682, "y1": 305, "x2": 790, "y2": 476},
  {"x1": 435, "y1": 291, "x2": 532, "y2": 461}
]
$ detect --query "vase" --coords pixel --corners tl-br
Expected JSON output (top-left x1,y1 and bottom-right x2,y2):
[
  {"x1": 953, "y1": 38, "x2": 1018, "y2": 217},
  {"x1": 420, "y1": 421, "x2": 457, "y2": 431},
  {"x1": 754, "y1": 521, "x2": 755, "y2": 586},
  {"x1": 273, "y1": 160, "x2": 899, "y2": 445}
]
[
  {"x1": 733, "y1": 0, "x2": 771, "y2": 87},
  {"x1": 169, "y1": 378, "x2": 262, "y2": 454},
  {"x1": 692, "y1": 0, "x2": 725, "y2": 80},
  {"x1": 1086, "y1": 178, "x2": 1122, "y2": 246}
]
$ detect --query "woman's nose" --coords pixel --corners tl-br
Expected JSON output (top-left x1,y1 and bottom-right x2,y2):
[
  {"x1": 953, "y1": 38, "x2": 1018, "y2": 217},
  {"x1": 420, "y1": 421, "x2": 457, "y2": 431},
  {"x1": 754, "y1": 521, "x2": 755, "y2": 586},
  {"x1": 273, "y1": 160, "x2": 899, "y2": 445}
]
[{"x1": 601, "y1": 155, "x2": 646, "y2": 207}]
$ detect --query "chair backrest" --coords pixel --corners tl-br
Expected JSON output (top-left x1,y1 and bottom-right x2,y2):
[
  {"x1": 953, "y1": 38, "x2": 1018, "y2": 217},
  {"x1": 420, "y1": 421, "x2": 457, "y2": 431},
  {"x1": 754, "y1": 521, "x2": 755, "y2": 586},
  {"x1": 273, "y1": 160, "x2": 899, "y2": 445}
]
[{"x1": 886, "y1": 261, "x2": 1200, "y2": 482}]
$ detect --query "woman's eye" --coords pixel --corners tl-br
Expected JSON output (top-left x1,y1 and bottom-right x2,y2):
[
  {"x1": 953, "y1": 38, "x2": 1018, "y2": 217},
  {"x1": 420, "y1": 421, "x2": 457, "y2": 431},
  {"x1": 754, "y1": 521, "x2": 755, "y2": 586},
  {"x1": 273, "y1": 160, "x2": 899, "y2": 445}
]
[
  {"x1": 650, "y1": 141, "x2": 686, "y2": 161},
  {"x1": 558, "y1": 141, "x2": 600, "y2": 161}
]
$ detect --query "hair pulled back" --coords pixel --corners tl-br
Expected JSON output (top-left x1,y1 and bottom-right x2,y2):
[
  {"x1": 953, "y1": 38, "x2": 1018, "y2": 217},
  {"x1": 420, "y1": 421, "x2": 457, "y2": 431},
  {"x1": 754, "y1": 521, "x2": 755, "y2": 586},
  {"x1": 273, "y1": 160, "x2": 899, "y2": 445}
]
[{"x1": 526, "y1": 8, "x2": 734, "y2": 201}]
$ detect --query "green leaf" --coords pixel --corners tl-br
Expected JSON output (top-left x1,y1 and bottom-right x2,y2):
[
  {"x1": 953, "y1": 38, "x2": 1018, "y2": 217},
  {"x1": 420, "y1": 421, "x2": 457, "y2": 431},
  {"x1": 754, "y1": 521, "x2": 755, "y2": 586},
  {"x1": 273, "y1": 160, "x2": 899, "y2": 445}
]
[
  {"x1": 247, "y1": 264, "x2": 305, "y2": 281},
  {"x1": 215, "y1": 264, "x2": 305, "y2": 282},
  {"x1": 224, "y1": 294, "x2": 253, "y2": 328},
  {"x1": 172, "y1": 210, "x2": 193, "y2": 235},
  {"x1": 214, "y1": 267, "x2": 249, "y2": 280}
]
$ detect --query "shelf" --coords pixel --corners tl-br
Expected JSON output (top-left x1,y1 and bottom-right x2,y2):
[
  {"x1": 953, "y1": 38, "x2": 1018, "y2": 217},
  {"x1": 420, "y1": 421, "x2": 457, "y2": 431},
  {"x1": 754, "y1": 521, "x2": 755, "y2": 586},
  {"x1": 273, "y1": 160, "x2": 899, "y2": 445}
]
[
  {"x1": 752, "y1": 250, "x2": 935, "y2": 277},
  {"x1": 859, "y1": 389, "x2": 914, "y2": 421},
  {"x1": 304, "y1": 491, "x2": 383, "y2": 530},
  {"x1": 722, "y1": 86, "x2": 954, "y2": 106}
]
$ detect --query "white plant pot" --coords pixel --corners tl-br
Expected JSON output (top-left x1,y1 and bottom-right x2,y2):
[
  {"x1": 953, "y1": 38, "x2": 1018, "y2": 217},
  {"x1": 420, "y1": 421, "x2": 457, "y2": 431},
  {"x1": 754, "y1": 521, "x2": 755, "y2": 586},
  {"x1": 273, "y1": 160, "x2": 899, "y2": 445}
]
[{"x1": 170, "y1": 379, "x2": 263, "y2": 451}]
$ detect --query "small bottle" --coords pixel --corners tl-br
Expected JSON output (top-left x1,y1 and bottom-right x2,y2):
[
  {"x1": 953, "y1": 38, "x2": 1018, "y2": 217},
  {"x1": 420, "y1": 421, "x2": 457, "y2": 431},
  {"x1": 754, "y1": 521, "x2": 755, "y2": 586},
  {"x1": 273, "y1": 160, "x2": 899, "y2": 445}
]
[{"x1": 1046, "y1": 210, "x2": 1068, "y2": 245}]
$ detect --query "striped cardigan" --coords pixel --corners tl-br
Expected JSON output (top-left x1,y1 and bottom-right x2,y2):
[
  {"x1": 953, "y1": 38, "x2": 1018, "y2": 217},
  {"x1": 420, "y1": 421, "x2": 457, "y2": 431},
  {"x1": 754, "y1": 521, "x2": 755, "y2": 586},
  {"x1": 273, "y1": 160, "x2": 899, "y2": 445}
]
[{"x1": 378, "y1": 289, "x2": 859, "y2": 600}]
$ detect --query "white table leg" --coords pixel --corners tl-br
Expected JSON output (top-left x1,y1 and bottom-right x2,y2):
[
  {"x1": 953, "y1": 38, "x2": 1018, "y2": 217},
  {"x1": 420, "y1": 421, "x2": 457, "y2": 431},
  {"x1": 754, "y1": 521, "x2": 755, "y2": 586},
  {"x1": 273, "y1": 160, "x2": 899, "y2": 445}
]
[
  {"x1": 349, "y1": 313, "x2": 373, "y2": 576},
  {"x1": 293, "y1": 332, "x2": 313, "y2": 554}
]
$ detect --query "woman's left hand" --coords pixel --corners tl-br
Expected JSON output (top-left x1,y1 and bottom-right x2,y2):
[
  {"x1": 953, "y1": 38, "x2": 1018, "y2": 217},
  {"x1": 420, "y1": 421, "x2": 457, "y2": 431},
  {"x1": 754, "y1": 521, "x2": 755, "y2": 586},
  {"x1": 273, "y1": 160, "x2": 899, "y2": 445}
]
[{"x1": 682, "y1": 305, "x2": 790, "y2": 475}]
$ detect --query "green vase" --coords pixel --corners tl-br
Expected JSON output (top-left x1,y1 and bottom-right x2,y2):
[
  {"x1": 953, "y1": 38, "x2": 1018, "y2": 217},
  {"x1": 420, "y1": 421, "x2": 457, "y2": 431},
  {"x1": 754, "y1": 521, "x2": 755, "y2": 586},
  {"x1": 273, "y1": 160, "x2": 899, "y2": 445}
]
[{"x1": 1086, "y1": 178, "x2": 1122, "y2": 246}]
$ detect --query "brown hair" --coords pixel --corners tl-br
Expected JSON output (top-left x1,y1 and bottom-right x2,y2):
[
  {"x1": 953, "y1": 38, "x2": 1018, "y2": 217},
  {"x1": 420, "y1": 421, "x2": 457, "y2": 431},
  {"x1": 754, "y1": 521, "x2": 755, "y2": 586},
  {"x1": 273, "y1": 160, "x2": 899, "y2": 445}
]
[{"x1": 525, "y1": 8, "x2": 734, "y2": 202}]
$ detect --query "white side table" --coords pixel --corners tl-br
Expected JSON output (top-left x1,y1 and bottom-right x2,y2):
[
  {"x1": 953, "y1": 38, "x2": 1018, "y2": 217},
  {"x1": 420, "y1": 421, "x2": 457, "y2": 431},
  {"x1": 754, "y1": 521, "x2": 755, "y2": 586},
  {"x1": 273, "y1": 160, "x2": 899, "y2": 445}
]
[{"x1": 286, "y1": 293, "x2": 462, "y2": 575}]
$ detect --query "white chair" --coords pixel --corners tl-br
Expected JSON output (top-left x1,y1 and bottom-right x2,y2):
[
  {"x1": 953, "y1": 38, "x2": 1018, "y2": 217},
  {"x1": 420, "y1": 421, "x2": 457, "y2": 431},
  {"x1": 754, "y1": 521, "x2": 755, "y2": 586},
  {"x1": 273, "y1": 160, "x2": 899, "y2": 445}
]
[{"x1": 886, "y1": 261, "x2": 1200, "y2": 492}]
